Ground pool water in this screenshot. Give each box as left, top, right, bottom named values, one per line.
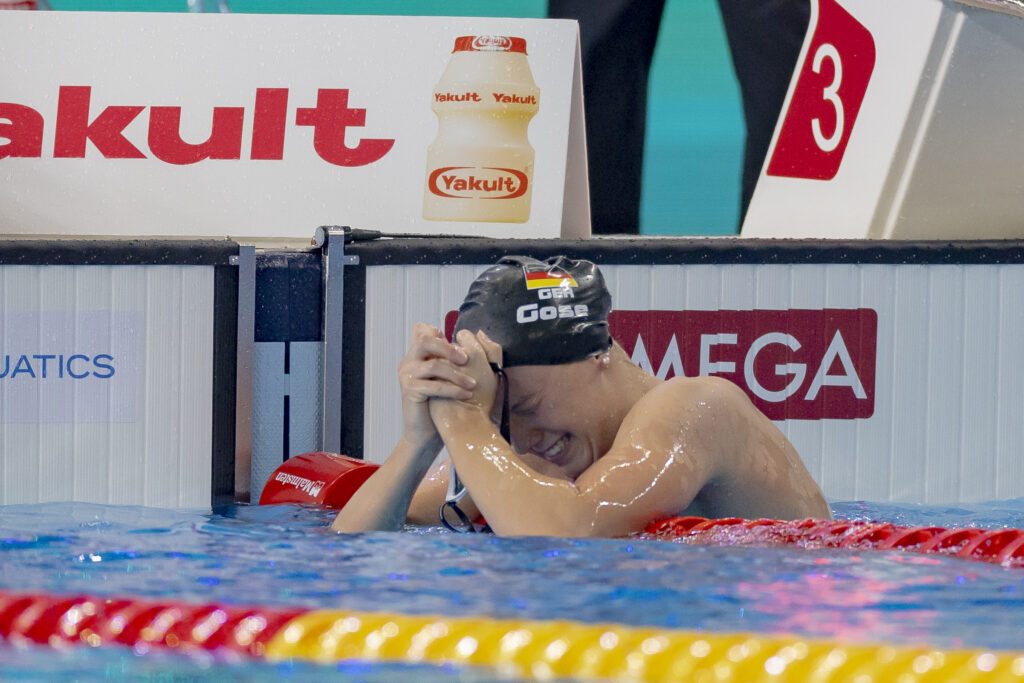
left=2, top=500, right=1024, bottom=681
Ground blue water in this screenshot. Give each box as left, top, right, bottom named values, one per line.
left=3, top=500, right=1024, bottom=681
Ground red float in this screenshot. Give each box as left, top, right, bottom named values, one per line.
left=643, top=516, right=1024, bottom=568
left=0, top=591, right=303, bottom=655
left=258, top=452, right=379, bottom=509
left=257, top=453, right=1024, bottom=570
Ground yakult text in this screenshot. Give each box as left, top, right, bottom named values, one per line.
left=0, top=86, right=395, bottom=166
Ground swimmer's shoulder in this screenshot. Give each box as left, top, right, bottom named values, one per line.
left=619, top=376, right=753, bottom=452
left=611, top=377, right=749, bottom=487
left=632, top=375, right=752, bottom=419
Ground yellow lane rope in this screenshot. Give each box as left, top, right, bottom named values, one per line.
left=266, top=610, right=1024, bottom=682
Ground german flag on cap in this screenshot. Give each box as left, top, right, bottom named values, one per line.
left=455, top=255, right=611, bottom=368
left=524, top=270, right=578, bottom=290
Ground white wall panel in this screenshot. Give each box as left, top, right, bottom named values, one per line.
left=38, top=267, right=75, bottom=502
left=996, top=266, right=1024, bottom=500
left=924, top=266, right=966, bottom=502
left=754, top=266, right=792, bottom=308
left=0, top=265, right=214, bottom=508
left=856, top=265, right=897, bottom=501
left=648, top=266, right=681, bottom=310
left=144, top=267, right=183, bottom=505
left=107, top=266, right=148, bottom=506
left=179, top=267, right=214, bottom=506
left=888, top=267, right=930, bottom=502
left=2, top=266, right=39, bottom=504
left=719, top=265, right=757, bottom=310
left=252, top=341, right=323, bottom=502
left=363, top=262, right=1024, bottom=504
left=72, top=267, right=113, bottom=503
left=959, top=267, right=1000, bottom=501
left=253, top=342, right=285, bottom=501
left=288, top=342, right=323, bottom=458
left=685, top=265, right=722, bottom=310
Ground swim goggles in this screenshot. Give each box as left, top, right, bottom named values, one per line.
left=439, top=362, right=508, bottom=534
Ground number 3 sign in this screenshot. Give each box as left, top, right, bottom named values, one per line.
left=767, top=0, right=876, bottom=180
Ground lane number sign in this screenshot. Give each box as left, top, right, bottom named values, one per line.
left=767, top=0, right=876, bottom=180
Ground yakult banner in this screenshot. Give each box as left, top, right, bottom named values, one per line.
left=743, top=0, right=1024, bottom=239
left=0, top=13, right=587, bottom=239
left=356, top=257, right=1024, bottom=505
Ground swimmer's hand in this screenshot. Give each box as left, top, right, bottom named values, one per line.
left=399, top=323, right=476, bottom=447
left=431, top=330, right=502, bottom=420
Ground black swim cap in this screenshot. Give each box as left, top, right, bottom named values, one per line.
left=454, top=255, right=612, bottom=368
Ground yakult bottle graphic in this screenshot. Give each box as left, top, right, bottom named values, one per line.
left=424, top=35, right=540, bottom=223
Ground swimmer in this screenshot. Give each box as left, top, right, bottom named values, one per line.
left=332, top=256, right=830, bottom=536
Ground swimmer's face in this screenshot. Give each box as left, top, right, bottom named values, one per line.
left=504, top=358, right=614, bottom=480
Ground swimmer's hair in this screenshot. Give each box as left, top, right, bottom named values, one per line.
left=454, top=255, right=612, bottom=368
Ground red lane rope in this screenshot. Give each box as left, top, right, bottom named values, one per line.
left=642, top=516, right=1024, bottom=567
left=0, top=592, right=305, bottom=656
left=4, top=523, right=1021, bottom=660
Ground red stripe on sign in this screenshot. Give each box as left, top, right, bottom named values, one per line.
left=442, top=307, right=876, bottom=420
left=608, top=309, right=877, bottom=420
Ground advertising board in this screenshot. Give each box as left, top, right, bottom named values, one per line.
left=0, top=13, right=587, bottom=239
left=0, top=264, right=218, bottom=507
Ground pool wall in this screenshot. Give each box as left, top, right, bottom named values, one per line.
left=0, top=239, right=242, bottom=507
left=331, top=237, right=1024, bottom=506
left=3, top=234, right=1023, bottom=508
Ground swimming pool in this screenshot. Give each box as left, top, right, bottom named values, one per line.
left=2, top=500, right=1024, bottom=681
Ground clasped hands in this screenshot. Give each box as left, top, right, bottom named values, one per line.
left=398, top=323, right=503, bottom=449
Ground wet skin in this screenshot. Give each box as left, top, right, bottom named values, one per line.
left=424, top=330, right=830, bottom=537
left=333, top=324, right=830, bottom=537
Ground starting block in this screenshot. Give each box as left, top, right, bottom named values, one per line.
left=743, top=0, right=1024, bottom=239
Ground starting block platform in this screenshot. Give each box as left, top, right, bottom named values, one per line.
left=744, top=0, right=1024, bottom=239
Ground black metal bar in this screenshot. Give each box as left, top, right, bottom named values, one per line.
left=345, top=236, right=1024, bottom=266
left=0, top=239, right=237, bottom=265
left=233, top=245, right=256, bottom=503
left=340, top=258, right=367, bottom=460
left=211, top=263, right=239, bottom=507
left=316, top=226, right=349, bottom=453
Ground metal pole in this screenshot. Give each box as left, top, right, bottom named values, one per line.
left=232, top=244, right=256, bottom=502
left=316, top=226, right=356, bottom=453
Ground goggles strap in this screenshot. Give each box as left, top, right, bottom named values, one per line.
left=492, top=362, right=511, bottom=444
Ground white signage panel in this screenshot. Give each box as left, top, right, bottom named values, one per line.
left=744, top=0, right=1024, bottom=239
left=0, top=265, right=214, bottom=508
left=1, top=310, right=141, bottom=423
left=0, top=13, right=587, bottom=239
left=743, top=0, right=944, bottom=238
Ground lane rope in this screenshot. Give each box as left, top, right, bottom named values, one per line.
left=2, top=590, right=1023, bottom=681
left=259, top=452, right=1024, bottom=569
left=642, top=516, right=1024, bottom=567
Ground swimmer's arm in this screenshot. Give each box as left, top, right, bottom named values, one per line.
left=431, top=382, right=719, bottom=537
left=333, top=321, right=477, bottom=532
left=331, top=436, right=443, bottom=533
